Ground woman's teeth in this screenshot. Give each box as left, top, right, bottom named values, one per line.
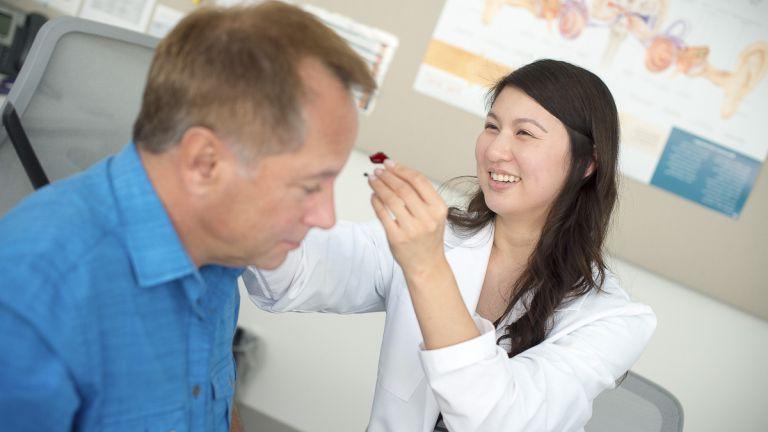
left=490, top=172, right=521, bottom=183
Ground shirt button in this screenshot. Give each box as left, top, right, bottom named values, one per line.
left=192, top=384, right=201, bottom=398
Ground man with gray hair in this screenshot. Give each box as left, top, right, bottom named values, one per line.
left=0, top=2, right=375, bottom=431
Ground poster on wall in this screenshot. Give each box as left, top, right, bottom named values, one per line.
left=79, top=0, right=157, bottom=32
left=414, top=0, right=768, bottom=218
left=216, top=1, right=399, bottom=114
left=301, top=4, right=399, bottom=114
left=147, top=4, right=185, bottom=39
left=40, top=0, right=82, bottom=15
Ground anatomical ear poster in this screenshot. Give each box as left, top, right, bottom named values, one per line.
left=414, top=0, right=768, bottom=218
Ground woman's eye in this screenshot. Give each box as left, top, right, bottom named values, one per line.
left=516, top=129, right=534, bottom=137
left=484, top=123, right=499, bottom=131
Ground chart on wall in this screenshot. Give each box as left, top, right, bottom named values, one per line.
left=79, top=0, right=157, bottom=32
left=216, top=0, right=399, bottom=115
left=414, top=0, right=768, bottom=218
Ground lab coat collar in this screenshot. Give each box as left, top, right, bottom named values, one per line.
left=443, top=222, right=495, bottom=313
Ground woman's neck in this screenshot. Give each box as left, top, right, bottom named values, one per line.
left=492, top=213, right=544, bottom=259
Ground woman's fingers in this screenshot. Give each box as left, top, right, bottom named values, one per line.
left=371, top=167, right=432, bottom=221
left=371, top=194, right=399, bottom=235
left=369, top=160, right=448, bottom=272
left=382, top=161, right=448, bottom=220
left=368, top=170, right=415, bottom=228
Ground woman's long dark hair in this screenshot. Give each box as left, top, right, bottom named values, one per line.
left=447, top=59, right=620, bottom=357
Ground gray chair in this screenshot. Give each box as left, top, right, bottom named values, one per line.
left=0, top=16, right=158, bottom=217
left=587, top=371, right=684, bottom=432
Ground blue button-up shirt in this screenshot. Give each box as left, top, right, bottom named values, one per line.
left=0, top=143, right=243, bottom=431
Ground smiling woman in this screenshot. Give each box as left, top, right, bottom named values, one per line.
left=450, top=59, right=620, bottom=358
left=244, top=59, right=655, bottom=432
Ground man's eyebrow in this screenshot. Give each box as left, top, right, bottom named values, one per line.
left=303, top=169, right=339, bottom=180
left=487, top=111, right=549, bottom=133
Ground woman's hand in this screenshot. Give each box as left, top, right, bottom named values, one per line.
left=367, top=160, right=449, bottom=278
left=368, top=159, right=481, bottom=349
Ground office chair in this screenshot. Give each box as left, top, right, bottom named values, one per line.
left=587, top=371, right=684, bottom=432
left=0, top=16, right=158, bottom=217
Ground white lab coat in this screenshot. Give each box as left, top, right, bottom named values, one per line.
left=243, top=220, right=656, bottom=432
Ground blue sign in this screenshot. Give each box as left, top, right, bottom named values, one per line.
left=650, top=127, right=762, bottom=218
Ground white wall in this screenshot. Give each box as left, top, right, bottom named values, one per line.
left=235, top=150, right=768, bottom=432
left=614, top=258, right=768, bottom=432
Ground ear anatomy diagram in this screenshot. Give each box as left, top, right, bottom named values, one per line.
left=482, top=0, right=768, bottom=118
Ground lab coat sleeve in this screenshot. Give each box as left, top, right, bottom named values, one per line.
left=243, top=220, right=396, bottom=313
left=418, top=301, right=657, bottom=431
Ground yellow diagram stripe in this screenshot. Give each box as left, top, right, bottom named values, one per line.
left=423, top=39, right=512, bottom=86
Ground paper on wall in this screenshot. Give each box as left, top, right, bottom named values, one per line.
left=39, top=0, right=82, bottom=15
left=147, top=4, right=185, bottom=39
left=78, top=0, right=156, bottom=32
left=301, top=4, right=398, bottom=114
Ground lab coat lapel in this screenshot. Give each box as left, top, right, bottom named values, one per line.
left=419, top=223, right=494, bottom=432
left=378, top=223, right=494, bottom=406
left=443, top=223, right=495, bottom=314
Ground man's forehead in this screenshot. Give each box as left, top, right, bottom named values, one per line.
left=267, top=149, right=343, bottom=178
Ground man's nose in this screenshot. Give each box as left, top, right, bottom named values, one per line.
left=302, top=189, right=336, bottom=230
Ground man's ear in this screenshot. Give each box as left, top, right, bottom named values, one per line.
left=177, top=127, right=231, bottom=195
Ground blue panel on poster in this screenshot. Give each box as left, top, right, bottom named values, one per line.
left=650, top=127, right=762, bottom=218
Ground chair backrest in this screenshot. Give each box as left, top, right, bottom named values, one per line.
left=587, top=371, right=684, bottom=432
left=0, top=17, right=158, bottom=216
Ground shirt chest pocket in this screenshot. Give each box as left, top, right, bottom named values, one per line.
left=146, top=409, right=188, bottom=432
left=211, top=356, right=236, bottom=430
left=102, top=407, right=188, bottom=432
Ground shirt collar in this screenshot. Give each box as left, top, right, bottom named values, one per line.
left=110, top=143, right=196, bottom=287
